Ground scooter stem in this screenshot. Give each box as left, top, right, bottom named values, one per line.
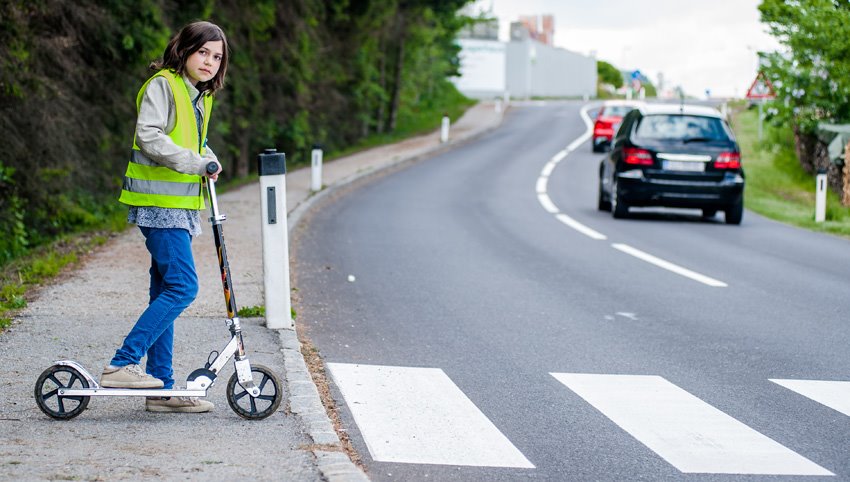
left=205, top=175, right=239, bottom=322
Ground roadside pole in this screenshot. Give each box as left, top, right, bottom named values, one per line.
left=815, top=169, right=827, bottom=222
left=257, top=148, right=293, bottom=329
left=311, top=144, right=323, bottom=192
left=440, top=114, right=450, bottom=143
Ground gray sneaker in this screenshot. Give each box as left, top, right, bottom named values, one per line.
left=146, top=396, right=214, bottom=413
left=100, top=364, right=164, bottom=389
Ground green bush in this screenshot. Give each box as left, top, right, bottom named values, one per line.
left=733, top=106, right=850, bottom=236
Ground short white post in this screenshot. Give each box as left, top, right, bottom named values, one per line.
left=503, top=91, right=510, bottom=107
left=626, top=88, right=633, bottom=100
left=495, top=99, right=502, bottom=114
left=720, top=102, right=728, bottom=119
left=440, top=114, right=450, bottom=143
left=310, top=144, right=323, bottom=192
left=638, top=87, right=646, bottom=100
left=583, top=93, right=590, bottom=102
left=815, top=169, right=827, bottom=222
left=257, top=148, right=293, bottom=329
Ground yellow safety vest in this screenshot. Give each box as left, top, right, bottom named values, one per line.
left=119, top=69, right=213, bottom=209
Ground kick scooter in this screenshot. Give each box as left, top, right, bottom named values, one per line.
left=34, top=163, right=283, bottom=420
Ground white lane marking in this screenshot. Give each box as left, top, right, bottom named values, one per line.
left=537, top=193, right=559, bottom=214
left=551, top=149, right=568, bottom=163
left=611, top=243, right=727, bottom=287
left=551, top=373, right=834, bottom=476
left=566, top=106, right=594, bottom=152
left=534, top=104, right=602, bottom=240
left=535, top=176, right=548, bottom=194
left=771, top=379, right=850, bottom=417
left=327, top=363, right=534, bottom=468
left=556, top=214, right=607, bottom=240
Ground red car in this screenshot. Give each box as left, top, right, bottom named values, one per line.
left=592, top=101, right=644, bottom=152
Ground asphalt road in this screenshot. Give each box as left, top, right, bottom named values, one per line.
left=292, top=100, right=850, bottom=481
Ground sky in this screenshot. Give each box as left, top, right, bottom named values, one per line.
left=469, top=0, right=782, bottom=98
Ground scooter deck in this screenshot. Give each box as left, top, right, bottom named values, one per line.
left=50, top=360, right=212, bottom=397
left=60, top=388, right=207, bottom=397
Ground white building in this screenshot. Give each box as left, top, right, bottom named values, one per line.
left=452, top=23, right=597, bottom=99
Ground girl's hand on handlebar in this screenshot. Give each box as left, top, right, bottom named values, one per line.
left=205, top=161, right=222, bottom=181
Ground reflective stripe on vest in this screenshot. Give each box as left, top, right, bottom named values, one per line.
left=118, top=69, right=213, bottom=209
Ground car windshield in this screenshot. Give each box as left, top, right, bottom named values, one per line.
left=601, top=105, right=634, bottom=117
left=633, top=114, right=732, bottom=142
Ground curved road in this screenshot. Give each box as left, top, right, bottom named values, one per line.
left=292, top=101, right=850, bottom=481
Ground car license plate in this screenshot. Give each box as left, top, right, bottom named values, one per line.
left=663, top=160, right=704, bottom=172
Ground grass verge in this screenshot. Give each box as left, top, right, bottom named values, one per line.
left=731, top=105, right=850, bottom=237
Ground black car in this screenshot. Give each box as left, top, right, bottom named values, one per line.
left=597, top=103, right=745, bottom=224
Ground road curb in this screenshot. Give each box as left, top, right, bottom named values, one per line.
left=279, top=103, right=507, bottom=481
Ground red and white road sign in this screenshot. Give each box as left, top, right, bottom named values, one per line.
left=746, top=71, right=776, bottom=100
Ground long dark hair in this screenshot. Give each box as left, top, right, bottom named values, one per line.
left=151, top=21, right=229, bottom=95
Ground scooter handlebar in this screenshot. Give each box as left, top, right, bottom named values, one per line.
left=206, top=161, right=219, bottom=175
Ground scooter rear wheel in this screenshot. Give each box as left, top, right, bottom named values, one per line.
left=34, top=365, right=90, bottom=420
left=226, top=364, right=283, bottom=420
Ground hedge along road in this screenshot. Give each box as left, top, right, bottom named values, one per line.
left=293, top=99, right=850, bottom=480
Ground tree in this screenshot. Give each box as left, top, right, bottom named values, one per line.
left=758, top=0, right=850, bottom=134
left=0, top=0, right=475, bottom=264
left=384, top=0, right=470, bottom=131
left=597, top=60, right=623, bottom=89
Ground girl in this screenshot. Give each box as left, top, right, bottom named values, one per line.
left=101, top=21, right=228, bottom=413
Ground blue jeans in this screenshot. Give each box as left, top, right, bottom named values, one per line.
left=110, top=227, right=198, bottom=389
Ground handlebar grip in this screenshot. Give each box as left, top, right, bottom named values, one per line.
left=205, top=161, right=219, bottom=175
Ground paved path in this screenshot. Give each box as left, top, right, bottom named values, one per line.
left=0, top=102, right=504, bottom=481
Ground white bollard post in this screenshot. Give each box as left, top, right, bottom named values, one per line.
left=310, top=144, right=323, bottom=192
left=495, top=99, right=502, bottom=114
left=440, top=114, right=450, bottom=143
left=815, top=169, right=827, bottom=222
left=720, top=102, right=728, bottom=119
left=257, top=148, right=293, bottom=329
left=639, top=87, right=646, bottom=100
left=503, top=91, right=510, bottom=107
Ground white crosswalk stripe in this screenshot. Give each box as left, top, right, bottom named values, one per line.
left=771, top=379, right=850, bottom=417
left=551, top=373, right=833, bottom=476
left=327, top=364, right=840, bottom=475
left=326, top=363, right=534, bottom=468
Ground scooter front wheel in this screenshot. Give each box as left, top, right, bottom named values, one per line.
left=226, top=364, right=283, bottom=420
left=34, top=365, right=90, bottom=420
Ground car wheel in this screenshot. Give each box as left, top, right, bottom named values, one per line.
left=598, top=173, right=611, bottom=211
left=725, top=199, right=743, bottom=225
left=611, top=180, right=629, bottom=219
left=702, top=209, right=717, bottom=219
